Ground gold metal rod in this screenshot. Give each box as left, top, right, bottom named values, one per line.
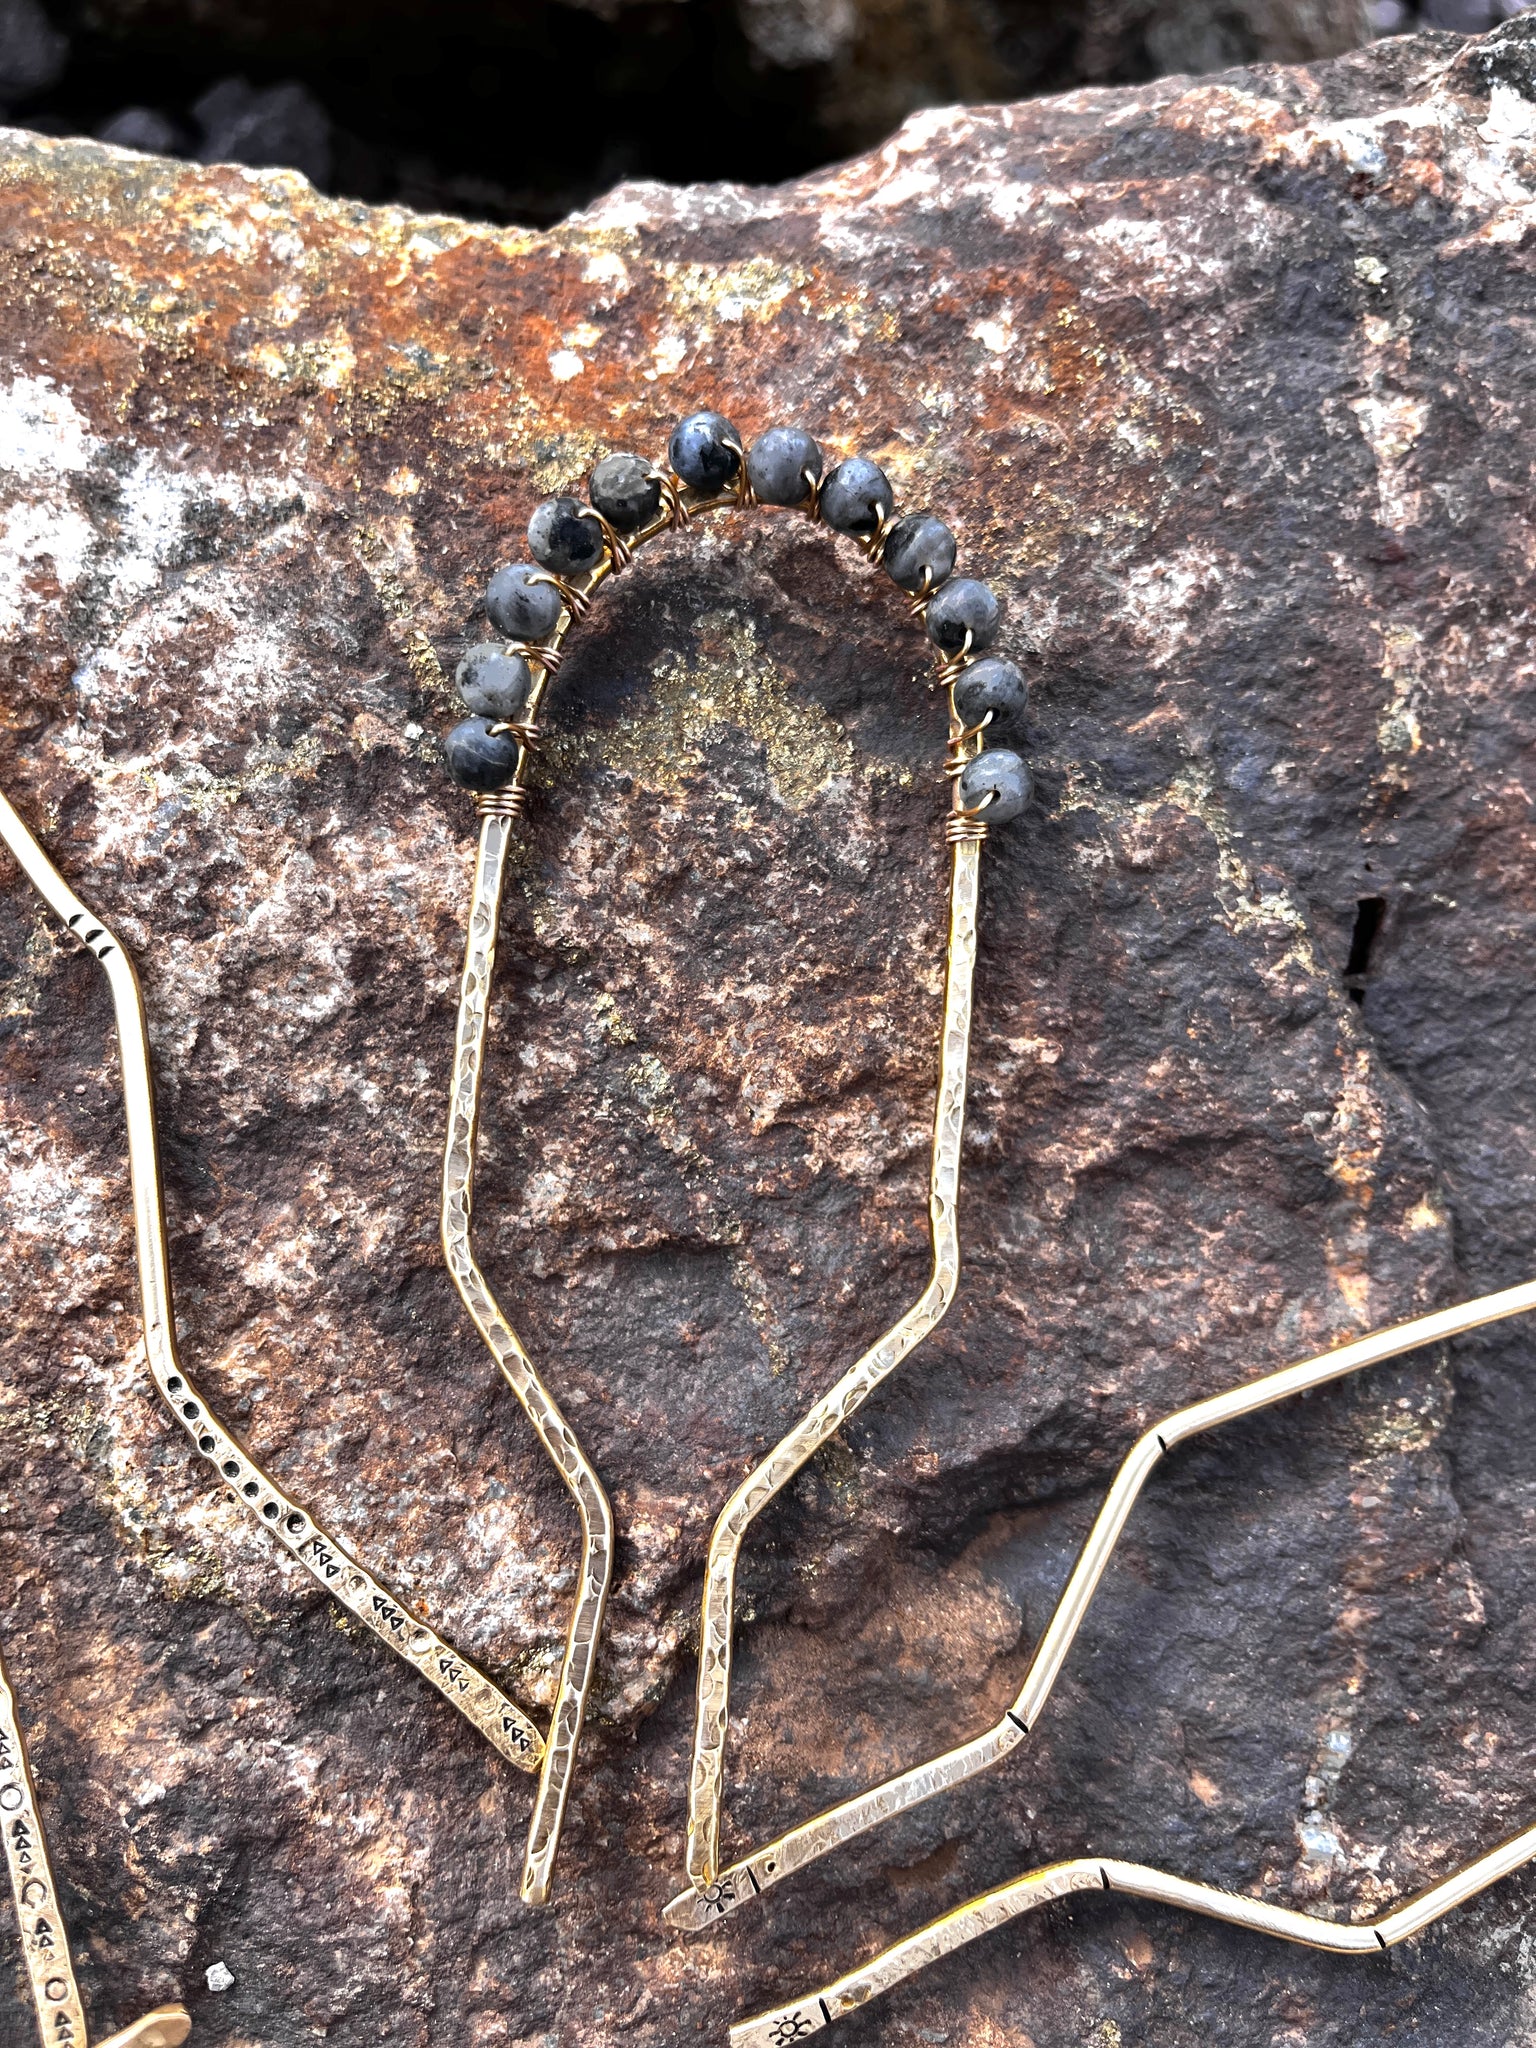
left=729, top=1822, right=1536, bottom=2047
left=441, top=810, right=615, bottom=1907
left=667, top=1275, right=1536, bottom=1927
left=0, top=1641, right=192, bottom=2048
left=0, top=787, right=545, bottom=1775
left=686, top=835, right=982, bottom=1892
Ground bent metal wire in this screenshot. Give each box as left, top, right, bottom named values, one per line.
left=665, top=1277, right=1536, bottom=1933
left=0, top=788, right=547, bottom=1778
left=733, top=1831, right=1536, bottom=2048
left=438, top=410, right=1033, bottom=1915
left=0, top=1633, right=191, bottom=2048
left=719, top=1279, right=1536, bottom=2042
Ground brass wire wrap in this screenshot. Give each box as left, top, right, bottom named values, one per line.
left=648, top=468, right=692, bottom=529
left=945, top=806, right=992, bottom=845
left=475, top=785, right=530, bottom=820
left=723, top=441, right=757, bottom=510
left=934, top=635, right=976, bottom=691
left=508, top=639, right=562, bottom=673
left=487, top=719, right=542, bottom=754
left=857, top=507, right=897, bottom=569
left=527, top=569, right=592, bottom=621
left=577, top=505, right=634, bottom=572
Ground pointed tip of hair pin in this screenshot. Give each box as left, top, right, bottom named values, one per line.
left=95, top=2007, right=193, bottom=2048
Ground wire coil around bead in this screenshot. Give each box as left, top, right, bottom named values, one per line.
left=858, top=506, right=897, bottom=570
left=578, top=505, right=635, bottom=573
left=934, top=634, right=976, bottom=692
left=508, top=640, right=563, bottom=673
left=648, top=468, right=692, bottom=531
left=488, top=719, right=542, bottom=754
left=528, top=569, right=592, bottom=622
left=722, top=441, right=757, bottom=511
left=945, top=806, right=992, bottom=844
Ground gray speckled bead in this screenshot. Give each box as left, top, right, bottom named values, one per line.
left=953, top=655, right=1029, bottom=730
left=819, top=456, right=894, bottom=536
left=456, top=645, right=533, bottom=722
left=444, top=717, right=520, bottom=792
left=883, top=511, right=956, bottom=595
left=528, top=496, right=604, bottom=576
left=486, top=562, right=562, bottom=642
left=591, top=451, right=661, bottom=532
left=926, top=577, right=1000, bottom=655
left=746, top=425, right=822, bottom=507
left=668, top=410, right=742, bottom=493
left=957, top=748, right=1031, bottom=826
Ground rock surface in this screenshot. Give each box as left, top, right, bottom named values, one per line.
left=1, top=20, right=1536, bottom=2045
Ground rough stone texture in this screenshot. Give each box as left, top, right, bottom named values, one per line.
left=0, top=20, right=1535, bottom=2045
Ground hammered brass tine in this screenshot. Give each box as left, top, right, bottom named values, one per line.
left=667, top=1276, right=1536, bottom=1928
left=0, top=788, right=546, bottom=1777
left=0, top=1630, right=191, bottom=2048
left=731, top=1823, right=1536, bottom=2047
left=687, top=836, right=978, bottom=1893
left=442, top=804, right=616, bottom=1907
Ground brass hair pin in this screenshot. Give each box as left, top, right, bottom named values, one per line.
left=440, top=408, right=1032, bottom=1910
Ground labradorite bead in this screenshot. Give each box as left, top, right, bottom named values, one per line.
left=485, top=562, right=562, bottom=642
left=926, top=577, right=1000, bottom=655
left=747, top=425, right=822, bottom=507
left=456, top=645, right=533, bottom=722
left=957, top=748, right=1031, bottom=825
left=883, top=511, right=956, bottom=595
left=444, top=717, right=520, bottom=792
left=819, top=456, right=894, bottom=536
left=591, top=451, right=661, bottom=532
left=528, top=496, right=604, bottom=576
left=668, top=410, right=742, bottom=493
left=953, top=655, right=1029, bottom=729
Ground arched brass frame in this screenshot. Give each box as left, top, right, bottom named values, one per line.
left=445, top=462, right=992, bottom=1909
left=0, top=1614, right=191, bottom=2045
left=720, top=1279, right=1536, bottom=2044
left=0, top=789, right=547, bottom=1778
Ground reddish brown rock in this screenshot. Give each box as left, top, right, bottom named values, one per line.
left=1, top=18, right=1535, bottom=2045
